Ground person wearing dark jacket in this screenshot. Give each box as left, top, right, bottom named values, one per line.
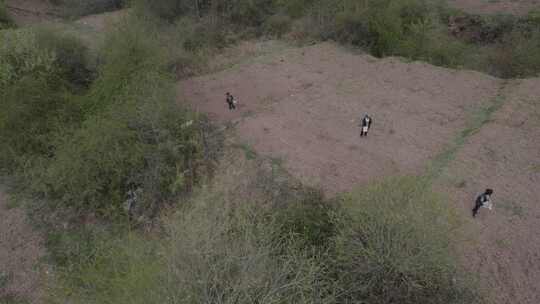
left=226, top=92, right=236, bottom=110
left=360, top=114, right=372, bottom=137
left=473, top=188, right=494, bottom=217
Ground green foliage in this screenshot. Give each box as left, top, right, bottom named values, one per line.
left=263, top=13, right=293, bottom=38
left=488, top=29, right=540, bottom=78
left=0, top=0, right=13, bottom=29
left=47, top=228, right=166, bottom=304
left=32, top=18, right=206, bottom=217
left=332, top=176, right=477, bottom=304
left=48, top=158, right=333, bottom=303
left=0, top=29, right=85, bottom=171
left=54, top=0, right=124, bottom=18
left=275, top=188, right=336, bottom=249
left=0, top=29, right=56, bottom=88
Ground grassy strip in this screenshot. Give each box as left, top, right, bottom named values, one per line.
left=427, top=81, right=508, bottom=179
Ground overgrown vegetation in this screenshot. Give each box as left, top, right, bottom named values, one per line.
left=0, top=0, right=13, bottom=29
left=48, top=151, right=478, bottom=303
left=4, top=1, right=533, bottom=303
left=131, top=0, right=540, bottom=78
left=0, top=15, right=212, bottom=219
left=51, top=0, right=125, bottom=18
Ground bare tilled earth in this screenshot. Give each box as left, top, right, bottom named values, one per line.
left=438, top=79, right=540, bottom=304
left=179, top=42, right=501, bottom=193
left=0, top=189, right=44, bottom=303
left=179, top=41, right=540, bottom=303
left=448, top=0, right=540, bottom=15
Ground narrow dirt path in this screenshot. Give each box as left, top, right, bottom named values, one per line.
left=0, top=189, right=44, bottom=304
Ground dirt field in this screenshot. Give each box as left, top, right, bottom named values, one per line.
left=438, top=78, right=540, bottom=304
left=178, top=41, right=540, bottom=303
left=448, top=0, right=540, bottom=15
left=179, top=42, right=501, bottom=193
left=0, top=189, right=44, bottom=303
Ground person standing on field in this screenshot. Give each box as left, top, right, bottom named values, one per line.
left=226, top=92, right=236, bottom=110
left=360, top=114, right=372, bottom=137
left=472, top=188, right=494, bottom=218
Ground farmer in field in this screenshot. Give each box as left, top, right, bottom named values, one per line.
left=226, top=92, right=237, bottom=110
left=360, top=114, right=372, bottom=137
left=472, top=188, right=494, bottom=218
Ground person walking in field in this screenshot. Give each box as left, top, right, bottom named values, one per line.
left=226, top=92, right=237, bottom=110
left=360, top=114, right=372, bottom=137
left=472, top=188, right=494, bottom=218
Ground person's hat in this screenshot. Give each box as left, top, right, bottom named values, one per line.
left=485, top=189, right=494, bottom=195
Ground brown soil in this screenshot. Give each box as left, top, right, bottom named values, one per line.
left=448, top=0, right=540, bottom=15
left=5, top=0, right=60, bottom=25
left=179, top=42, right=501, bottom=194
left=178, top=41, right=540, bottom=303
left=438, top=78, right=540, bottom=304
left=0, top=189, right=44, bottom=303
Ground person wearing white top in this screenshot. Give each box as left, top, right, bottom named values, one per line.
left=360, top=114, right=372, bottom=137
left=472, top=188, right=494, bottom=217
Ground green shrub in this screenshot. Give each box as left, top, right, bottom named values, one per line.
left=48, top=156, right=333, bottom=303
left=488, top=29, right=540, bottom=78
left=332, top=176, right=477, bottom=304
left=0, top=29, right=86, bottom=172
left=275, top=188, right=336, bottom=249
left=263, top=13, right=292, bottom=38
left=55, top=0, right=124, bottom=18
left=31, top=18, right=206, bottom=217
left=47, top=229, right=166, bottom=304
left=0, top=0, right=13, bottom=29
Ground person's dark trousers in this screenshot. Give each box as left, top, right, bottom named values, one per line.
left=472, top=201, right=482, bottom=217
left=228, top=102, right=233, bottom=110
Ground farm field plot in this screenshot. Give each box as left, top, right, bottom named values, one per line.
left=179, top=41, right=540, bottom=304
left=179, top=42, right=501, bottom=193
left=438, top=78, right=540, bottom=304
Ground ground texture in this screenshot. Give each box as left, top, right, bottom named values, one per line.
left=0, top=189, right=44, bottom=303
left=179, top=42, right=501, bottom=193
left=179, top=41, right=540, bottom=304
left=438, top=79, right=540, bottom=304
left=448, top=0, right=540, bottom=15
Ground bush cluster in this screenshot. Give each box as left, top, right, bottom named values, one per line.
left=0, top=17, right=210, bottom=218
left=49, top=151, right=479, bottom=304
left=0, top=0, right=13, bottom=29
left=132, top=0, right=540, bottom=78
left=52, top=0, right=125, bottom=17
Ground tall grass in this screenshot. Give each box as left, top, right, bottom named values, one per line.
left=48, top=151, right=478, bottom=303
left=0, top=0, right=13, bottom=29
left=332, top=176, right=476, bottom=304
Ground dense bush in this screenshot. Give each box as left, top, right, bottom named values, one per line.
left=487, top=29, right=540, bottom=78
left=54, top=0, right=124, bottom=17
left=0, top=29, right=86, bottom=172
left=30, top=18, right=208, bottom=217
left=48, top=154, right=478, bottom=304
left=332, top=176, right=477, bottom=304
left=0, top=0, right=13, bottom=29
left=1, top=17, right=210, bottom=218
left=49, top=154, right=335, bottom=304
